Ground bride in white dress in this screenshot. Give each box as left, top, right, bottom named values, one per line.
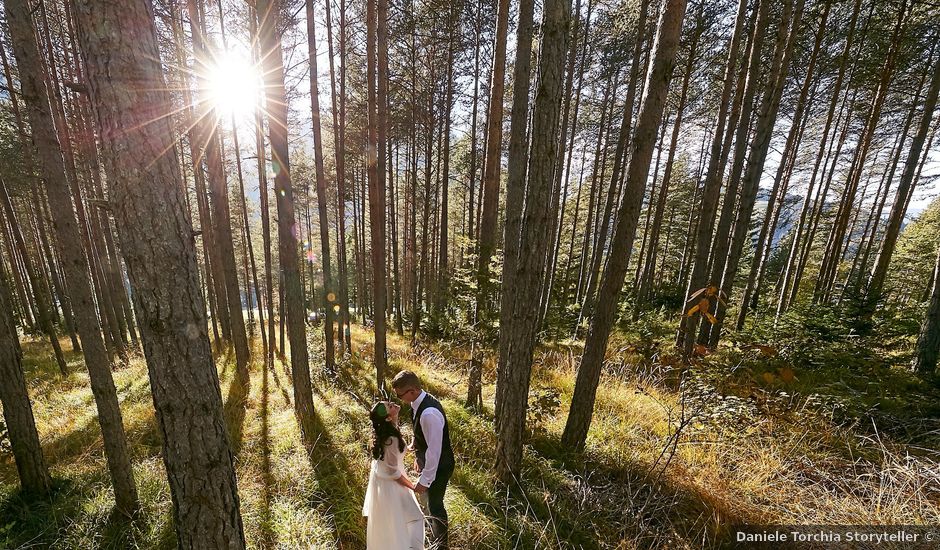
left=362, top=401, right=425, bottom=549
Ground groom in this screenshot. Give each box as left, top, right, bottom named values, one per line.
left=392, top=370, right=455, bottom=549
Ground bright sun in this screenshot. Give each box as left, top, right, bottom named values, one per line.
left=206, top=51, right=261, bottom=121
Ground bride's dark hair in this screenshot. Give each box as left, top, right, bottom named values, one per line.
left=370, top=402, right=404, bottom=460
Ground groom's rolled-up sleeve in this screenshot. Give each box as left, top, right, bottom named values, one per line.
left=418, top=409, right=445, bottom=487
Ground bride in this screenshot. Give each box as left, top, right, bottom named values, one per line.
left=362, top=401, right=425, bottom=549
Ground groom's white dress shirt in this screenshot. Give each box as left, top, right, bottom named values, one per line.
left=412, top=390, right=445, bottom=488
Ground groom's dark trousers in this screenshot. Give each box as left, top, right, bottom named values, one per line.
left=413, top=393, right=456, bottom=550
left=427, top=463, right=453, bottom=549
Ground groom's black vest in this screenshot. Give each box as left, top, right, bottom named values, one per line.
left=412, top=393, right=455, bottom=477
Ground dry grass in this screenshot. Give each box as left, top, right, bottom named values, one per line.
left=1, top=324, right=938, bottom=549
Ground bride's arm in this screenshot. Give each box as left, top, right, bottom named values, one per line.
left=394, top=473, right=415, bottom=490
left=379, top=439, right=415, bottom=489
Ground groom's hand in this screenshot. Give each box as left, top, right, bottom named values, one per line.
left=413, top=483, right=428, bottom=494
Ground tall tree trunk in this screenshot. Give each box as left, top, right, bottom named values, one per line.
left=575, top=72, right=617, bottom=307
left=1, top=205, right=35, bottom=328
left=492, top=0, right=535, bottom=422
left=325, top=0, right=351, bottom=353
left=635, top=5, right=702, bottom=318
left=863, top=50, right=940, bottom=318
left=0, top=262, right=51, bottom=496
left=675, top=0, right=748, bottom=356
left=913, top=244, right=940, bottom=374
left=435, top=6, right=457, bottom=318
left=234, top=120, right=267, bottom=356
left=466, top=0, right=484, bottom=257
left=814, top=0, right=907, bottom=304
left=695, top=0, right=772, bottom=346
left=577, top=0, right=650, bottom=327
left=255, top=0, right=315, bottom=440
left=562, top=0, right=687, bottom=451
left=495, top=0, right=574, bottom=481
left=248, top=5, right=278, bottom=363
left=306, top=0, right=336, bottom=372
left=706, top=0, right=801, bottom=348
left=0, top=180, right=67, bottom=374
left=187, top=0, right=250, bottom=376
left=541, top=0, right=590, bottom=326
left=366, top=0, right=389, bottom=385
left=736, top=0, right=829, bottom=328
left=476, top=0, right=511, bottom=317
left=774, top=0, right=863, bottom=316
left=6, top=0, right=140, bottom=513
left=71, top=0, right=245, bottom=544
left=175, top=1, right=228, bottom=348
left=389, top=142, right=404, bottom=335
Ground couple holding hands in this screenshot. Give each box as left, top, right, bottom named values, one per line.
left=362, top=370, right=455, bottom=549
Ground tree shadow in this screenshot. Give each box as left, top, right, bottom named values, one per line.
left=222, top=369, right=250, bottom=457
left=257, top=359, right=276, bottom=548
left=407, top=369, right=738, bottom=547
left=40, top=375, right=155, bottom=467
left=0, top=478, right=84, bottom=548
left=304, top=411, right=367, bottom=548
left=267, top=357, right=292, bottom=408
left=529, top=433, right=743, bottom=547
left=0, top=474, right=172, bottom=550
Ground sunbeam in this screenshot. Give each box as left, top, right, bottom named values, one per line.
left=205, top=50, right=261, bottom=123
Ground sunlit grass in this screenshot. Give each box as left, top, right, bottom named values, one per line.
left=2, top=321, right=939, bottom=548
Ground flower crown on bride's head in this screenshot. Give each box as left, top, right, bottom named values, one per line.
left=371, top=402, right=388, bottom=420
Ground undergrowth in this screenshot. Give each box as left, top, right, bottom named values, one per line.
left=1, top=317, right=938, bottom=549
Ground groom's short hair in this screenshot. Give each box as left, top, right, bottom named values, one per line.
left=391, top=370, right=421, bottom=390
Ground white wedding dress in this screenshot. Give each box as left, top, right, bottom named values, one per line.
left=362, top=438, right=425, bottom=549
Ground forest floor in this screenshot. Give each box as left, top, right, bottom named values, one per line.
left=2, top=321, right=940, bottom=549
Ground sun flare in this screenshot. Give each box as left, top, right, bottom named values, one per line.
left=205, top=51, right=261, bottom=121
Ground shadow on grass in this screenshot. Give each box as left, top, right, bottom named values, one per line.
left=40, top=375, right=155, bottom=468
left=268, top=357, right=292, bottom=408
left=410, top=364, right=738, bottom=548
left=529, top=433, right=742, bottom=548
left=304, top=412, right=367, bottom=548
left=257, top=360, right=276, bottom=548
left=223, top=369, right=250, bottom=457
left=0, top=475, right=174, bottom=550
left=0, top=480, right=78, bottom=548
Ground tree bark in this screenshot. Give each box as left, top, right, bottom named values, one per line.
left=635, top=5, right=702, bottom=318
left=0, top=179, right=67, bottom=375
left=695, top=0, right=773, bottom=346
left=187, top=0, right=249, bottom=375
left=562, top=0, right=687, bottom=451
left=256, top=0, right=315, bottom=440
left=0, top=263, right=51, bottom=496
left=306, top=0, right=336, bottom=372
left=913, top=245, right=940, bottom=374
left=675, top=0, right=748, bottom=356
left=577, top=0, right=650, bottom=328
left=434, top=5, right=457, bottom=318
left=70, top=0, right=246, bottom=544
left=737, top=0, right=829, bottom=328
left=496, top=0, right=574, bottom=480
left=863, top=50, right=940, bottom=317
left=706, top=0, right=801, bottom=348
left=476, top=0, right=511, bottom=316
left=493, top=0, right=535, bottom=423
left=814, top=0, right=907, bottom=304
left=5, top=0, right=140, bottom=513
left=366, top=0, right=389, bottom=384
left=324, top=0, right=351, bottom=353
